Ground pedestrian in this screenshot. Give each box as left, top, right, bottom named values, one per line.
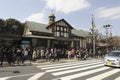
left=32, top=48, right=37, bottom=62
left=71, top=48, right=76, bottom=58
left=56, top=48, right=60, bottom=61
left=0, top=47, right=4, bottom=66
left=76, top=49, right=81, bottom=60
left=16, top=48, right=22, bottom=65
left=45, top=48, right=51, bottom=62
left=7, top=47, right=14, bottom=66
left=40, top=48, right=45, bottom=59
left=67, top=49, right=71, bottom=59
left=52, top=48, right=57, bottom=62
left=22, top=48, right=28, bottom=64
left=28, top=48, right=32, bottom=64
left=1, top=47, right=7, bottom=66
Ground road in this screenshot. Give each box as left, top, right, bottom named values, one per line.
left=0, top=59, right=120, bottom=80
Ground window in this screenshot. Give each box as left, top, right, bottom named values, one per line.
left=64, top=28, right=67, bottom=32
left=61, top=27, right=63, bottom=31
left=54, top=32, right=57, bottom=36
left=108, top=52, right=120, bottom=56
left=54, top=26, right=56, bottom=31
left=64, top=33, right=69, bottom=38
left=61, top=32, right=64, bottom=36
left=56, top=32, right=60, bottom=37
left=57, top=26, right=59, bottom=31
left=67, top=28, right=69, bottom=32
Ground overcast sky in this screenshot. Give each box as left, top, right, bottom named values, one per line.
left=0, top=0, right=120, bottom=36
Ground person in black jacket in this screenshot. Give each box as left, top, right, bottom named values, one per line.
left=0, top=47, right=4, bottom=66
left=7, top=47, right=14, bottom=66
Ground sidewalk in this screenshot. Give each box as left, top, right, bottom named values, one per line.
left=32, top=58, right=78, bottom=65
left=0, top=58, right=78, bottom=67
left=32, top=57, right=103, bottom=65
left=0, top=57, right=103, bottom=67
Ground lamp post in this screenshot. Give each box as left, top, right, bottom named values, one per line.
left=103, top=24, right=111, bottom=53
left=91, top=26, right=96, bottom=57
left=90, top=14, right=96, bottom=57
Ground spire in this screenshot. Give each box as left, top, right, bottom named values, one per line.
left=48, top=10, right=56, bottom=25
left=91, top=14, right=96, bottom=29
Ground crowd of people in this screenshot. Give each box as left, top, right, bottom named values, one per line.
left=0, top=46, right=106, bottom=67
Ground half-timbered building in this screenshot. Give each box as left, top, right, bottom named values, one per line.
left=22, top=13, right=91, bottom=49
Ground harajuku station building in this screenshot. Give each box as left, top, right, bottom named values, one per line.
left=22, top=13, right=92, bottom=49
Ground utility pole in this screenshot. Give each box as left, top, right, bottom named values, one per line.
left=103, top=24, right=111, bottom=53
left=90, top=14, right=96, bottom=57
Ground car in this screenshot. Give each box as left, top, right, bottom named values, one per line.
left=104, top=50, right=120, bottom=67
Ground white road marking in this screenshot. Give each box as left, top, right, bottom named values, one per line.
left=0, top=72, right=43, bottom=80
left=115, top=76, right=120, bottom=80
left=52, top=64, right=104, bottom=76
left=38, top=60, right=102, bottom=70
left=37, top=61, right=80, bottom=68
left=28, top=72, right=46, bottom=80
left=0, top=77, right=10, bottom=80
left=52, top=67, right=110, bottom=80
left=86, top=69, right=120, bottom=80
left=46, top=62, right=102, bottom=72
left=37, top=59, right=102, bottom=68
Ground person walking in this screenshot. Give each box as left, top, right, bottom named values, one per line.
left=67, top=49, right=71, bottom=59
left=28, top=48, right=32, bottom=64
left=52, top=48, right=57, bottom=62
left=22, top=48, right=28, bottom=64
left=40, top=48, right=45, bottom=59
left=0, top=47, right=4, bottom=66
left=16, top=48, right=22, bottom=65
left=45, top=48, right=51, bottom=62
left=32, top=48, right=37, bottom=62
left=7, top=47, right=14, bottom=66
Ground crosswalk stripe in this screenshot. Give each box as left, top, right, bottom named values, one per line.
left=52, top=64, right=104, bottom=76
left=0, top=77, right=10, bottom=80
left=86, top=69, right=120, bottom=80
left=0, top=73, right=37, bottom=80
left=37, top=59, right=102, bottom=68
left=52, top=67, right=110, bottom=80
left=27, top=72, right=45, bottom=80
left=46, top=62, right=103, bottom=72
left=37, top=61, right=81, bottom=68
left=115, top=76, right=120, bottom=80
left=0, top=72, right=46, bottom=80
left=38, top=60, right=103, bottom=70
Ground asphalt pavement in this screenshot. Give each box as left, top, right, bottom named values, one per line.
left=0, top=57, right=104, bottom=67
left=1, top=58, right=118, bottom=80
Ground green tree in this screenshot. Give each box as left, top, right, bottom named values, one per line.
left=0, top=19, right=5, bottom=32
left=5, top=18, right=24, bottom=35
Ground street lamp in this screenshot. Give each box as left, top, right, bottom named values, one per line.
left=90, top=26, right=96, bottom=57
left=90, top=14, right=96, bottom=57
left=103, top=24, right=111, bottom=53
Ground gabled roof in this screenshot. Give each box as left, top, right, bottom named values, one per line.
left=25, top=21, right=91, bottom=38
left=25, top=21, right=51, bottom=33
left=47, top=19, right=74, bottom=29
left=72, top=29, right=91, bottom=37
